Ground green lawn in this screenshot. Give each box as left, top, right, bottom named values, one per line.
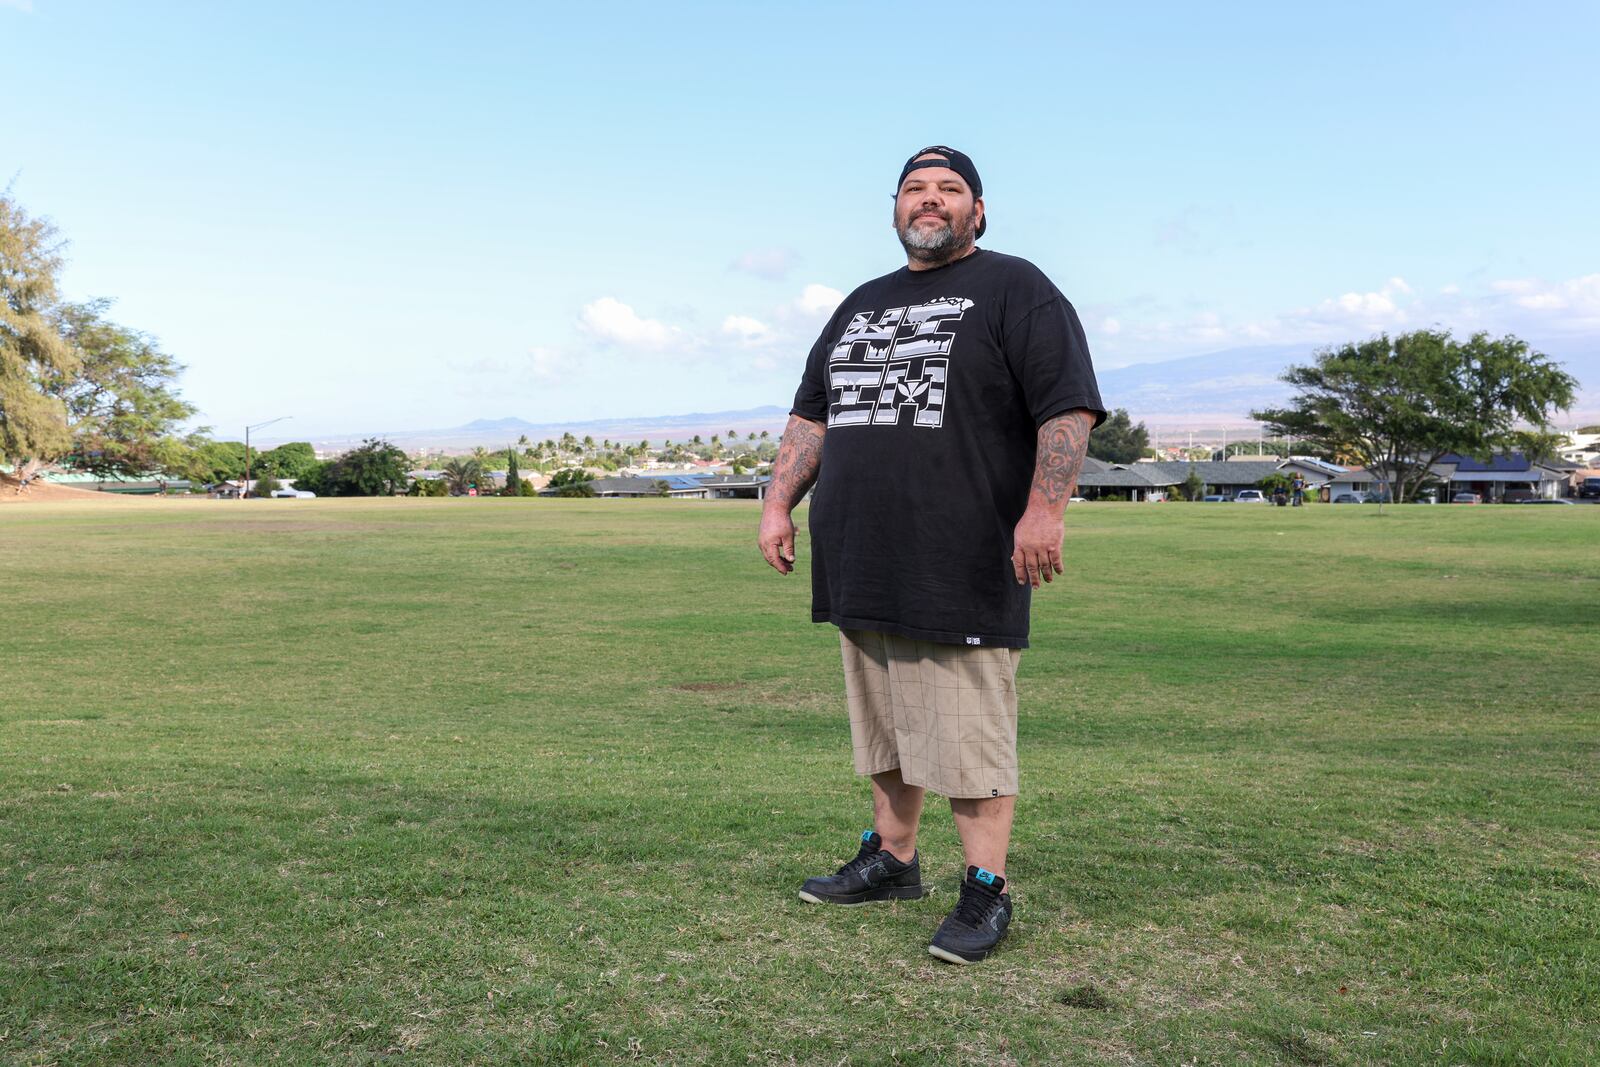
left=2, top=498, right=1596, bottom=1065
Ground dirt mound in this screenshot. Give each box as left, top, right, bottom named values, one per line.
left=0, top=474, right=146, bottom=504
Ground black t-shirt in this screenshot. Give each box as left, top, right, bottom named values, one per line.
left=790, top=249, right=1105, bottom=649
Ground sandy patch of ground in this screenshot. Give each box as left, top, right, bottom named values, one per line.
left=0, top=474, right=154, bottom=505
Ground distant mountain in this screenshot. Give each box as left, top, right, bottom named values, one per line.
left=285, top=340, right=1600, bottom=451
left=1097, top=344, right=1311, bottom=420
left=1101, top=339, right=1599, bottom=426
left=302, top=405, right=793, bottom=451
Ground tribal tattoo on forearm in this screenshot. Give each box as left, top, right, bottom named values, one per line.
left=767, top=415, right=826, bottom=511
left=1029, top=410, right=1093, bottom=509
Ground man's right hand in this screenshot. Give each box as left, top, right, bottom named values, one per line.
left=758, top=509, right=797, bottom=575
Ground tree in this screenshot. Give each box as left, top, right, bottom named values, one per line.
left=0, top=193, right=77, bottom=467
left=548, top=467, right=594, bottom=497
left=505, top=446, right=522, bottom=495
left=1087, top=408, right=1149, bottom=464
left=1182, top=465, right=1205, bottom=501
left=336, top=439, right=409, bottom=496
left=653, top=480, right=671, bottom=497
left=258, top=441, right=317, bottom=480
left=45, top=300, right=196, bottom=476
left=298, top=439, right=409, bottom=497
left=441, top=457, right=482, bottom=495
left=254, top=473, right=282, bottom=497
left=1254, top=330, right=1578, bottom=503
left=408, top=476, right=449, bottom=497
left=176, top=437, right=248, bottom=484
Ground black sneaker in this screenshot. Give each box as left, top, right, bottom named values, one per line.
left=798, top=830, right=928, bottom=906
left=928, top=866, right=1012, bottom=964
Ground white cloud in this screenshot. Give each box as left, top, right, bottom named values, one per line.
left=578, top=297, right=675, bottom=347
left=1100, top=317, right=1122, bottom=335
left=0, top=0, right=35, bottom=12
left=731, top=248, right=797, bottom=280
left=1098, top=272, right=1600, bottom=365
left=721, top=314, right=772, bottom=344
left=1503, top=274, right=1600, bottom=315
left=795, top=283, right=843, bottom=316
left=528, top=345, right=564, bottom=380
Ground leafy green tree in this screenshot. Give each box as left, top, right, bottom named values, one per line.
left=258, top=441, right=318, bottom=480
left=1087, top=408, right=1149, bottom=464
left=0, top=192, right=77, bottom=467
left=293, top=459, right=334, bottom=496
left=43, top=300, right=196, bottom=476
left=1182, top=466, right=1205, bottom=501
left=178, top=438, right=248, bottom=484
left=254, top=474, right=282, bottom=497
left=653, top=480, right=671, bottom=497
left=409, top=476, right=449, bottom=497
left=517, top=478, right=539, bottom=497
left=548, top=467, right=594, bottom=497
left=298, top=439, right=408, bottom=496
left=441, top=458, right=482, bottom=495
left=1254, top=330, right=1578, bottom=503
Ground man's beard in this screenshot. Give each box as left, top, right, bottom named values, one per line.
left=897, top=209, right=977, bottom=264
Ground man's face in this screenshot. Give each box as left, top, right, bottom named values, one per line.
left=893, top=156, right=983, bottom=257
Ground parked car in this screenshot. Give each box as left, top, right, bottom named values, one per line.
left=1502, top=489, right=1539, bottom=504
left=1451, top=492, right=1482, bottom=504
left=1332, top=492, right=1364, bottom=504
left=271, top=488, right=317, bottom=499
left=1201, top=494, right=1230, bottom=502
left=1578, top=477, right=1600, bottom=499
left=1234, top=490, right=1267, bottom=503
left=1521, top=498, right=1575, bottom=505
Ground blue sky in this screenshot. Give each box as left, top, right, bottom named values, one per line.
left=6, top=1, right=1598, bottom=438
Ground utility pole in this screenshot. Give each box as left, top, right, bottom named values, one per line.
left=244, top=416, right=292, bottom=498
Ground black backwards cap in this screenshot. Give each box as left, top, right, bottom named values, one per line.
left=896, top=145, right=985, bottom=238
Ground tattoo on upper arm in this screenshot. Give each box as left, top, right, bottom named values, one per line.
left=1031, top=411, right=1092, bottom=506
left=770, top=416, right=825, bottom=507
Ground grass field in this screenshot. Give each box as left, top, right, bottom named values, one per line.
left=3, top=498, right=1597, bottom=1066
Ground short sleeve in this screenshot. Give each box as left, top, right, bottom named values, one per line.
left=789, top=324, right=833, bottom=424
left=1003, top=296, right=1107, bottom=429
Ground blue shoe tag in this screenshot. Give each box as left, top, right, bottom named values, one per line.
left=974, top=868, right=997, bottom=886
left=861, top=829, right=875, bottom=843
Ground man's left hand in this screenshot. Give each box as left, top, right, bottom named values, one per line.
left=1011, top=506, right=1064, bottom=588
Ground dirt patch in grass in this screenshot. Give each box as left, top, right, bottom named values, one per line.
left=672, top=682, right=745, bottom=693
left=1058, top=982, right=1118, bottom=1011
left=1275, top=1031, right=1332, bottom=1065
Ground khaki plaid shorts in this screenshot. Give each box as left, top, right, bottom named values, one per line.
left=839, top=628, right=1022, bottom=799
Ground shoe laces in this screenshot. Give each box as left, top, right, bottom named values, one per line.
left=952, top=879, right=1000, bottom=927
left=835, top=840, right=886, bottom=877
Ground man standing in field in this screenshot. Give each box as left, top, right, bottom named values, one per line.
left=757, top=146, right=1105, bottom=964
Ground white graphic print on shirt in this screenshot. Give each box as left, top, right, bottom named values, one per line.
left=825, top=297, right=973, bottom=429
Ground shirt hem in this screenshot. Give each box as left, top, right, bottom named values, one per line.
left=1037, top=398, right=1108, bottom=430
left=813, top=611, right=1029, bottom=650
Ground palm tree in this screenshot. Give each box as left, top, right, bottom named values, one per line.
left=441, top=458, right=482, bottom=495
